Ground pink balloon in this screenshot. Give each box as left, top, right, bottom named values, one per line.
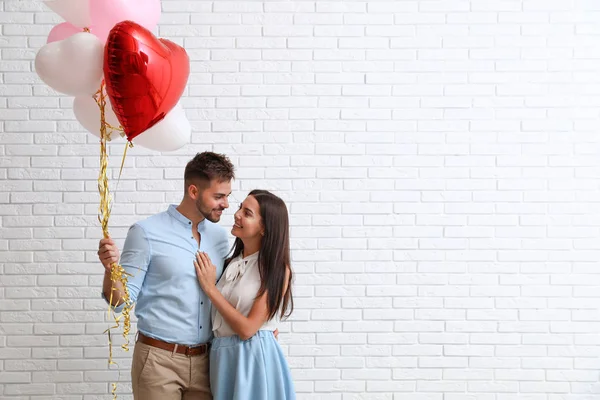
left=89, top=0, right=161, bottom=43
left=47, top=22, right=82, bottom=43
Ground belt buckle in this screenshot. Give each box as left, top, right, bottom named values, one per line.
left=187, top=344, right=206, bottom=357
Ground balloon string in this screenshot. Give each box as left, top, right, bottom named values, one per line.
left=94, top=82, right=133, bottom=400
left=107, top=141, right=132, bottom=224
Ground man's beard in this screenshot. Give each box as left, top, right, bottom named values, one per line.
left=196, top=199, right=222, bottom=223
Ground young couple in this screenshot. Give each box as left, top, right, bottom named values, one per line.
left=97, top=152, right=296, bottom=400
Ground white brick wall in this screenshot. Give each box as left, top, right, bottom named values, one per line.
left=2, top=0, right=600, bottom=398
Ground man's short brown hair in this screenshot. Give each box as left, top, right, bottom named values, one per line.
left=184, top=152, right=235, bottom=187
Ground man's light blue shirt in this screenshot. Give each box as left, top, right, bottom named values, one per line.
left=103, top=204, right=229, bottom=345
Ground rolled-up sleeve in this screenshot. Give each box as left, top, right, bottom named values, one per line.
left=101, top=224, right=150, bottom=313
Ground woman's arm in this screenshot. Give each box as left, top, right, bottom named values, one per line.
left=195, top=252, right=289, bottom=341
left=205, top=283, right=269, bottom=341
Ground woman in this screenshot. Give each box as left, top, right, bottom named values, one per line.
left=194, top=189, right=296, bottom=400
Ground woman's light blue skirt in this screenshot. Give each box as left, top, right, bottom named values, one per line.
left=210, top=330, right=296, bottom=400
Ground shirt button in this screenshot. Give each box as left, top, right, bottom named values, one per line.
left=200, top=326, right=202, bottom=329
left=188, top=222, right=191, bottom=225
left=201, top=302, right=203, bottom=305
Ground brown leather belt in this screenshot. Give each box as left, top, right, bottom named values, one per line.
left=137, top=332, right=209, bottom=357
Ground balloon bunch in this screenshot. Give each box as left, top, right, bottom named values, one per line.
left=36, top=0, right=191, bottom=150
left=35, top=1, right=191, bottom=398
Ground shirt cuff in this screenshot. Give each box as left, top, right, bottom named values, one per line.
left=101, top=290, right=126, bottom=314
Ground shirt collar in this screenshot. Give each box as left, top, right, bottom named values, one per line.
left=167, top=204, right=206, bottom=231
left=241, top=251, right=259, bottom=263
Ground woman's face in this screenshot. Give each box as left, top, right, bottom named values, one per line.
left=231, top=195, right=264, bottom=240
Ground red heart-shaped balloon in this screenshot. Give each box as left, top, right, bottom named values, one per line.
left=104, top=20, right=189, bottom=141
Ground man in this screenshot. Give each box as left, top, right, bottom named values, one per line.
left=98, top=151, right=234, bottom=400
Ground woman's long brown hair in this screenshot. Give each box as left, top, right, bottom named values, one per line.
left=225, top=190, right=294, bottom=321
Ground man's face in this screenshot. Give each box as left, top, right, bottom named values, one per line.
left=194, top=179, right=232, bottom=223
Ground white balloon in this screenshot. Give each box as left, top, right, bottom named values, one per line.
left=132, top=104, right=191, bottom=152
left=35, top=32, right=103, bottom=96
left=43, top=0, right=92, bottom=29
left=73, top=95, right=122, bottom=141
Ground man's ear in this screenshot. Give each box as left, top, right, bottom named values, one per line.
left=187, top=184, right=199, bottom=200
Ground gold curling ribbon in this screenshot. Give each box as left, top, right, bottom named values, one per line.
left=94, top=81, right=134, bottom=400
